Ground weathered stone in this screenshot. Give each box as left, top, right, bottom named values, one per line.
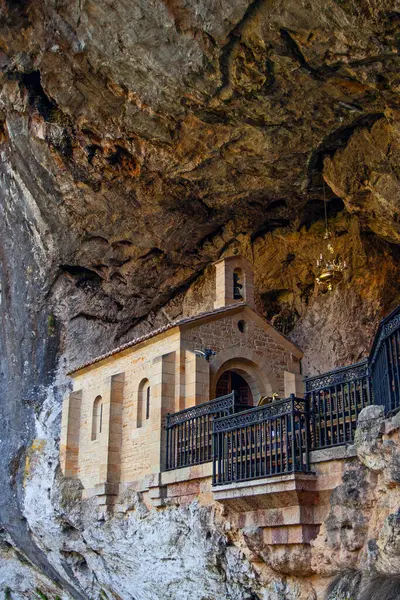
left=325, top=117, right=400, bottom=245
left=325, top=570, right=362, bottom=600
left=243, top=527, right=313, bottom=575
left=368, top=508, right=400, bottom=576
left=2, top=1, right=400, bottom=598
left=58, top=475, right=83, bottom=512
left=311, top=460, right=374, bottom=576
left=357, top=405, right=385, bottom=425
left=354, top=406, right=386, bottom=471
left=389, top=410, right=400, bottom=431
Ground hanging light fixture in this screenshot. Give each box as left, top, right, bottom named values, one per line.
left=315, top=183, right=347, bottom=292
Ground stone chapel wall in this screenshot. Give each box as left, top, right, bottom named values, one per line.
left=63, top=307, right=302, bottom=496
left=181, top=310, right=300, bottom=400
left=69, top=331, right=181, bottom=495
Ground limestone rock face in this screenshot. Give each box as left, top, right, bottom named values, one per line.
left=1, top=1, right=400, bottom=598
left=315, top=408, right=400, bottom=599
left=311, top=460, right=376, bottom=575
left=325, top=116, right=400, bottom=245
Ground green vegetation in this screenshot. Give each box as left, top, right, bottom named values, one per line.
left=47, top=314, right=56, bottom=337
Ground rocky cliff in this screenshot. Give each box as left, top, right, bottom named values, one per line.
left=1, top=1, right=400, bottom=598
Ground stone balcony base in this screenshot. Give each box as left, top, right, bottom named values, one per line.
left=212, top=472, right=319, bottom=545
left=209, top=446, right=358, bottom=546
left=212, top=472, right=318, bottom=512
left=107, top=445, right=357, bottom=534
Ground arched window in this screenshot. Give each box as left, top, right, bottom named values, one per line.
left=137, top=379, right=150, bottom=428
left=91, top=395, right=103, bottom=441
left=146, top=385, right=151, bottom=420
left=233, top=268, right=244, bottom=300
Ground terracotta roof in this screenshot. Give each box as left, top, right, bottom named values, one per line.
left=67, top=302, right=247, bottom=375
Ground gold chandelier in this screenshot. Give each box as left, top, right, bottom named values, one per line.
left=315, top=185, right=347, bottom=292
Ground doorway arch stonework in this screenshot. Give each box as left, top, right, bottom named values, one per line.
left=210, top=347, right=280, bottom=404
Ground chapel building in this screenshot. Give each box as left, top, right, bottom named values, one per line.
left=60, top=256, right=304, bottom=501
left=60, top=256, right=400, bottom=557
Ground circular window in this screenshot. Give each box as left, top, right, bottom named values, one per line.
left=238, top=320, right=247, bottom=333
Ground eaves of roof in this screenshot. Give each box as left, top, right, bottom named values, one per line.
left=67, top=302, right=247, bottom=375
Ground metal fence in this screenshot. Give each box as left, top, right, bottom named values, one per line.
left=212, top=395, right=310, bottom=486
left=164, top=305, right=400, bottom=485
left=370, top=305, right=400, bottom=416
left=303, top=305, right=400, bottom=449
left=304, top=360, right=372, bottom=449
left=165, top=392, right=241, bottom=471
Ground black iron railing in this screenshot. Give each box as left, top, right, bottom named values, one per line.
left=164, top=305, right=400, bottom=485
left=165, top=392, right=241, bottom=471
left=212, top=395, right=310, bottom=486
left=369, top=305, right=400, bottom=416
left=304, top=360, right=372, bottom=449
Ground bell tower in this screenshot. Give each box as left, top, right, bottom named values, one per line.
left=213, top=256, right=255, bottom=309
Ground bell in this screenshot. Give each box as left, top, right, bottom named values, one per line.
left=233, top=286, right=243, bottom=299
left=233, top=273, right=243, bottom=300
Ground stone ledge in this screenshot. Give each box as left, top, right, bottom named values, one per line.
left=84, top=482, right=120, bottom=499
left=212, top=473, right=318, bottom=511
left=212, top=472, right=317, bottom=494
left=310, top=444, right=357, bottom=464
left=262, top=524, right=320, bottom=545
left=96, top=442, right=358, bottom=509
left=148, top=485, right=167, bottom=500
left=236, top=505, right=319, bottom=528
left=160, top=462, right=213, bottom=485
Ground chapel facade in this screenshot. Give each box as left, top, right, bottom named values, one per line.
left=60, top=256, right=304, bottom=501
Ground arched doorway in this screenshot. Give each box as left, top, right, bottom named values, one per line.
left=210, top=350, right=278, bottom=406
left=216, top=370, right=254, bottom=408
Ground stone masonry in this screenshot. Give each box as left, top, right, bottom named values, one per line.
left=60, top=257, right=303, bottom=504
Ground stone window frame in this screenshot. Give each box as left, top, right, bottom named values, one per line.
left=146, top=385, right=151, bottom=420
left=91, top=395, right=103, bottom=441
left=233, top=267, right=245, bottom=300
left=137, top=378, right=150, bottom=428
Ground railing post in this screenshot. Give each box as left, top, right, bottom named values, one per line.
left=394, top=330, right=400, bottom=409
left=304, top=395, right=311, bottom=473
left=232, top=390, right=237, bottom=413
left=385, top=339, right=394, bottom=413
left=212, top=426, right=216, bottom=486
left=290, top=394, right=296, bottom=473
left=165, top=414, right=170, bottom=471
left=366, top=365, right=372, bottom=406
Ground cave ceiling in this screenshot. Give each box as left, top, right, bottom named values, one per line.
left=1, top=0, right=400, bottom=344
